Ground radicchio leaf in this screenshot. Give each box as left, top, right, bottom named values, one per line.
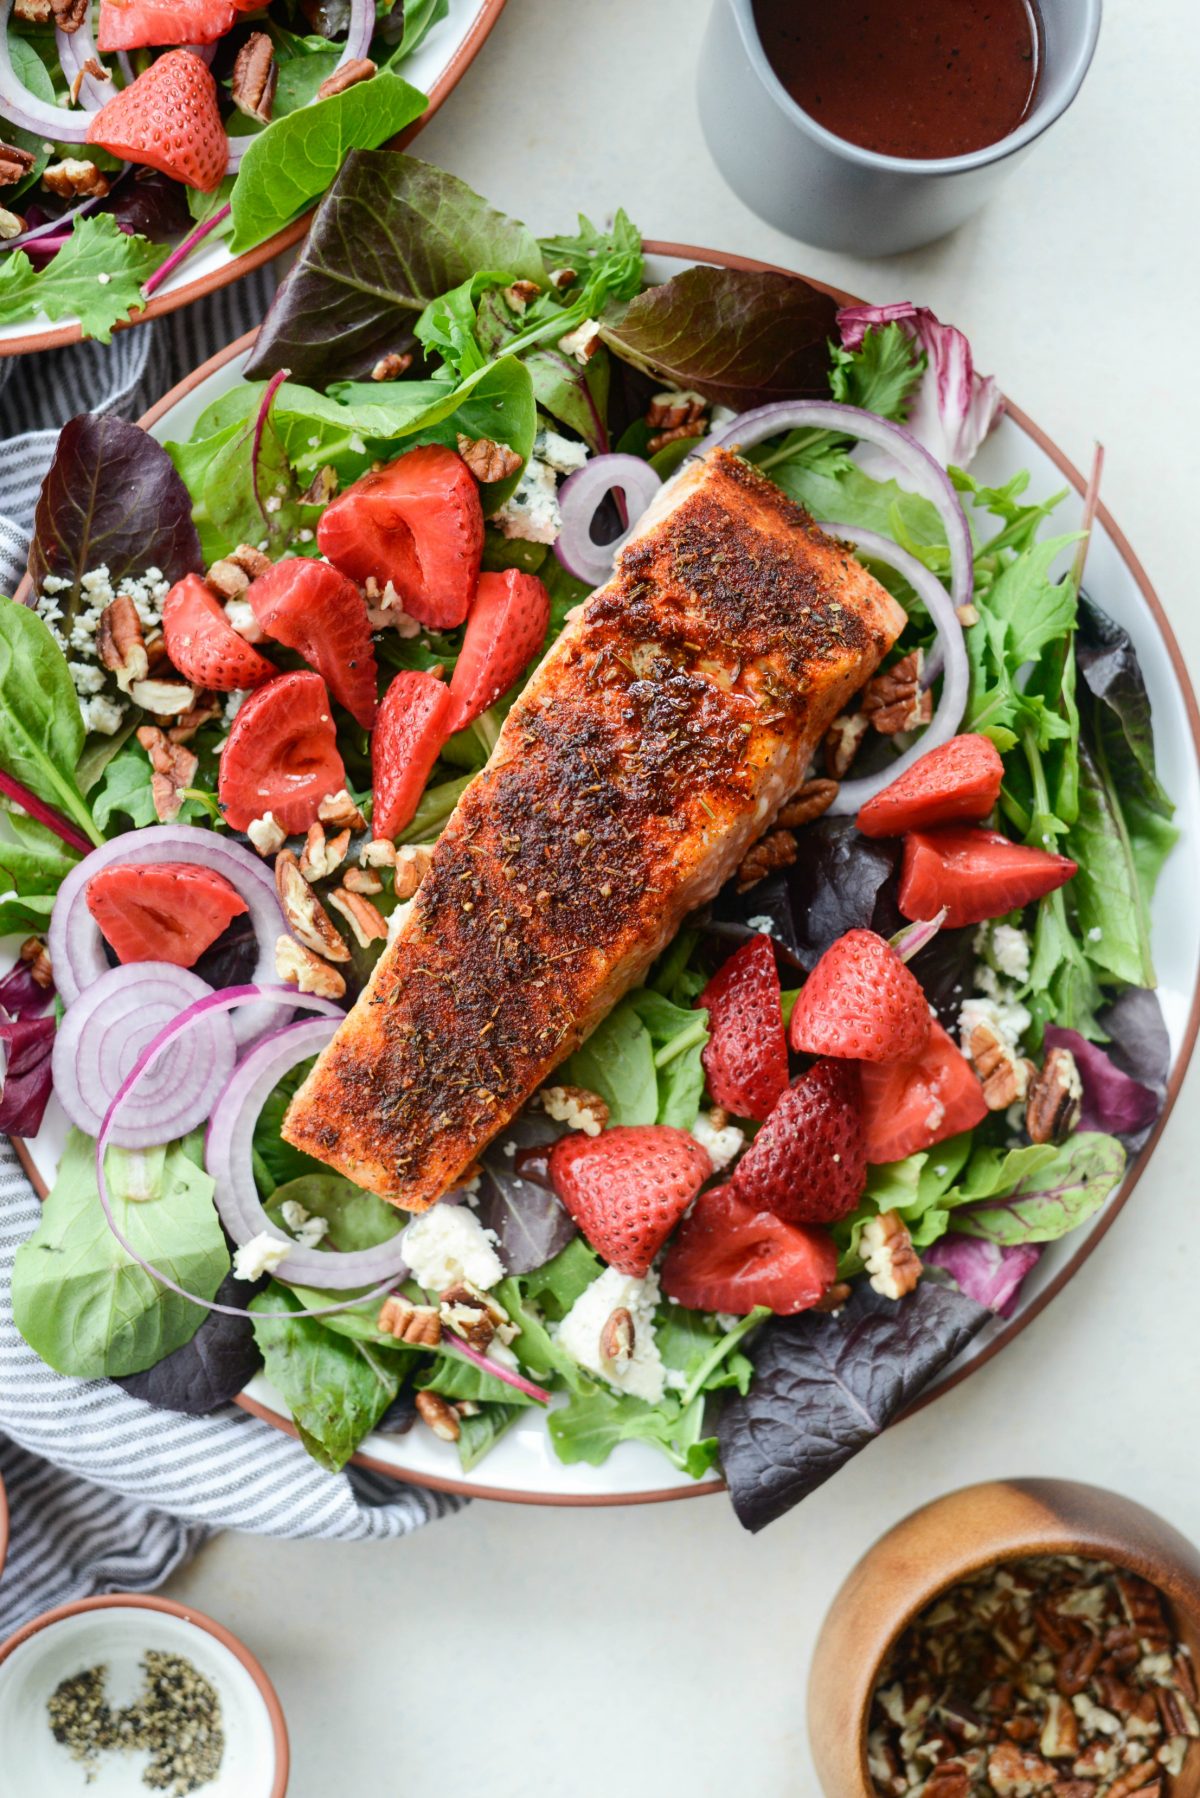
left=28, top=414, right=202, bottom=626
left=479, top=1114, right=576, bottom=1275
left=717, top=1278, right=989, bottom=1531
left=924, top=1236, right=1041, bottom=1318
left=0, top=1012, right=55, bottom=1136
left=600, top=266, right=839, bottom=411
left=114, top=1270, right=264, bottom=1415
left=837, top=301, right=1002, bottom=472
left=1043, top=1025, right=1161, bottom=1143
left=111, top=170, right=192, bottom=244
left=0, top=958, right=53, bottom=1015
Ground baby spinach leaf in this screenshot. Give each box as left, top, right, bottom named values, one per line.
left=456, top=1400, right=522, bottom=1471
left=0, top=215, right=166, bottom=343
left=0, top=816, right=80, bottom=925
left=600, top=266, right=838, bottom=411
left=0, top=600, right=100, bottom=846
left=948, top=1133, right=1126, bottom=1245
left=114, top=1270, right=264, bottom=1415
left=228, top=73, right=428, bottom=254
left=561, top=995, right=658, bottom=1126
left=629, top=988, right=708, bottom=1129
left=247, top=151, right=545, bottom=384
left=250, top=1284, right=404, bottom=1469
left=717, top=1279, right=989, bottom=1531
left=12, top=1130, right=228, bottom=1380
left=266, top=1173, right=403, bottom=1252
left=521, top=1237, right=603, bottom=1318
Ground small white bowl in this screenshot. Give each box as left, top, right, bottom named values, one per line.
left=0, top=1594, right=289, bottom=1796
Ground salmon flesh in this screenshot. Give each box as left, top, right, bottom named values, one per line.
left=283, top=448, right=906, bottom=1207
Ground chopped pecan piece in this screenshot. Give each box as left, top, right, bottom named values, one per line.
left=371, top=350, right=413, bottom=382
left=303, top=465, right=339, bottom=506
left=18, top=936, right=53, bottom=989
left=777, top=778, right=839, bottom=829
left=50, top=0, right=86, bottom=25
left=810, top=1281, right=852, bottom=1313
left=0, top=141, right=35, bottom=186
left=317, top=56, right=375, bottom=98
left=298, top=821, right=350, bottom=883
left=275, top=850, right=351, bottom=961
left=1105, top=1768, right=1160, bottom=1798
left=136, top=724, right=197, bottom=823
left=413, top=1390, right=460, bottom=1441
left=392, top=842, right=433, bottom=899
left=502, top=278, right=541, bottom=313
left=456, top=432, right=524, bottom=483
left=225, top=543, right=272, bottom=580
left=438, top=1284, right=497, bottom=1352
left=559, top=317, right=600, bottom=363
left=1114, top=1573, right=1172, bottom=1650
left=538, top=1083, right=610, bottom=1136
left=68, top=58, right=109, bottom=104
left=129, top=677, right=196, bottom=717
left=548, top=265, right=576, bottom=290
left=317, top=787, right=367, bottom=832
left=168, top=696, right=221, bottom=743
left=646, top=390, right=707, bottom=434
left=13, top=0, right=51, bottom=17
left=1026, top=1047, right=1083, bottom=1145
left=97, top=595, right=149, bottom=692
left=861, top=1210, right=922, bottom=1299
left=0, top=207, right=25, bottom=240
left=987, top=1740, right=1058, bottom=1793
left=379, top=1295, right=441, bottom=1346
left=862, top=648, right=933, bottom=735
left=922, top=1766, right=970, bottom=1798
left=205, top=558, right=251, bottom=600
left=599, top=1307, right=635, bottom=1365
left=275, top=935, right=346, bottom=999
left=342, top=865, right=382, bottom=895
left=824, top=708, right=869, bottom=778
left=970, top=1021, right=1034, bottom=1111
left=42, top=157, right=110, bottom=199
left=1040, top=1693, right=1080, bottom=1758
left=247, top=813, right=286, bottom=857
left=1056, top=1638, right=1103, bottom=1697
left=232, top=31, right=276, bottom=122
left=327, top=885, right=388, bottom=947
left=735, top=828, right=797, bottom=891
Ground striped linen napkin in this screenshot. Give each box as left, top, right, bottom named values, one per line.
left=0, top=273, right=464, bottom=1638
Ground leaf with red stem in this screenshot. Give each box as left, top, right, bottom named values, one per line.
left=0, top=771, right=94, bottom=855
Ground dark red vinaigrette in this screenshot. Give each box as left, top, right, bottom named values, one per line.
left=754, top=0, right=1043, bottom=161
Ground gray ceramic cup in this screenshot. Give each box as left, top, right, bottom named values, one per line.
left=697, top=0, right=1102, bottom=255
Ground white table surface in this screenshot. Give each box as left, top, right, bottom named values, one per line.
left=160, top=2, right=1200, bottom=1791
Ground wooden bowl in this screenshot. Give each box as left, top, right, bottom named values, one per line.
left=808, top=1479, right=1200, bottom=1796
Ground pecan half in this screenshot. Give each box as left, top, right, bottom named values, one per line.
left=861, top=1210, right=922, bottom=1300
left=317, top=787, right=367, bottom=832
left=232, top=31, right=276, bottom=122
left=298, top=821, right=350, bottom=883
left=371, top=350, right=413, bottom=382
left=824, top=709, right=869, bottom=779
left=736, top=828, right=797, bottom=891
left=1026, top=1047, right=1083, bottom=1145
left=19, top=936, right=53, bottom=989
left=379, top=1296, right=441, bottom=1346
left=861, top=648, right=933, bottom=735
left=327, top=885, right=388, bottom=947
left=317, top=56, right=375, bottom=98
left=275, top=935, right=346, bottom=999
left=0, top=141, right=35, bottom=186
left=42, top=157, right=109, bottom=199
left=413, top=1390, right=460, bottom=1441
left=275, top=850, right=351, bottom=961
left=97, top=595, right=148, bottom=692
left=970, top=1021, right=1034, bottom=1111
left=136, top=724, right=197, bottom=823
left=599, top=1307, right=635, bottom=1366
left=456, top=432, right=524, bottom=483
left=778, top=778, right=839, bottom=829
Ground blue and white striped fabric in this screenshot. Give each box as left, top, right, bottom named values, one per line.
left=0, top=273, right=465, bottom=1637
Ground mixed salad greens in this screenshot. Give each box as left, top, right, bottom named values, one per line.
left=0, top=156, right=1178, bottom=1530
left=0, top=0, right=449, bottom=340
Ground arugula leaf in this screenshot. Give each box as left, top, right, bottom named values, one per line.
left=548, top=1385, right=718, bottom=1477
left=12, top=1130, right=228, bottom=1379
left=250, top=1284, right=404, bottom=1470
left=538, top=210, right=643, bottom=302
left=228, top=74, right=428, bottom=254
left=948, top=1133, right=1126, bottom=1245
left=0, top=215, right=166, bottom=343
left=0, top=600, right=100, bottom=846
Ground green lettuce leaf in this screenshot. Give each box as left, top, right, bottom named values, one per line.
left=947, top=1133, right=1126, bottom=1245
left=251, top=1284, right=405, bottom=1470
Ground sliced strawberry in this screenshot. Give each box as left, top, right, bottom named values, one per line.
left=247, top=558, right=378, bottom=730
left=218, top=671, right=345, bottom=835
left=698, top=934, right=789, bottom=1121
left=86, top=862, right=247, bottom=968
left=371, top=670, right=452, bottom=841
left=548, top=1125, right=713, bottom=1277
left=98, top=0, right=239, bottom=51
left=732, top=1060, right=865, bottom=1225
left=87, top=49, right=227, bottom=193
left=162, top=573, right=276, bottom=693
left=662, top=1184, right=838, bottom=1315
left=789, top=928, right=930, bottom=1064
left=859, top=1021, right=987, bottom=1164
left=856, top=733, right=1005, bottom=838
left=446, top=569, right=550, bottom=733
left=900, top=826, right=1077, bottom=928
left=317, top=445, right=484, bottom=629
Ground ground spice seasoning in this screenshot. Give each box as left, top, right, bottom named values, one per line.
left=47, top=1650, right=225, bottom=1793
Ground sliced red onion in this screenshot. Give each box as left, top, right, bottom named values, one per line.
left=205, top=1014, right=412, bottom=1290
left=52, top=962, right=236, bottom=1147
left=3, top=186, right=107, bottom=253
left=890, top=908, right=948, bottom=963
left=56, top=15, right=109, bottom=112
left=814, top=520, right=969, bottom=817
left=0, top=0, right=92, bottom=140
left=442, top=1334, right=551, bottom=1404
left=48, top=826, right=290, bottom=1045
left=95, top=984, right=406, bottom=1322
left=554, top=454, right=662, bottom=585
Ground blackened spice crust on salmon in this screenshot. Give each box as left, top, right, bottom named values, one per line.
left=283, top=449, right=906, bottom=1207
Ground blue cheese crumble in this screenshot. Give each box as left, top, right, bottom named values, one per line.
left=35, top=564, right=170, bottom=735
left=401, top=1204, right=505, bottom=1293
left=554, top=1265, right=666, bottom=1402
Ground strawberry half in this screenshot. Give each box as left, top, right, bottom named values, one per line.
left=859, top=1021, right=987, bottom=1164
left=732, top=1060, right=865, bottom=1225
left=317, top=444, right=484, bottom=629
left=371, top=670, right=452, bottom=841
left=87, top=49, right=227, bottom=193
left=698, top=934, right=789, bottom=1121
left=86, top=862, right=247, bottom=968
left=856, top=733, right=1005, bottom=838
left=789, top=928, right=930, bottom=1064
left=162, top=573, right=276, bottom=692
left=548, top=1125, right=713, bottom=1276
left=446, top=569, right=551, bottom=734
left=900, top=826, right=1077, bottom=928
left=247, top=557, right=378, bottom=730
left=218, top=670, right=345, bottom=835
left=662, top=1184, right=838, bottom=1315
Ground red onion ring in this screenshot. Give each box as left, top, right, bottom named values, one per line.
left=94, top=983, right=407, bottom=1322
left=554, top=454, right=662, bottom=585
left=442, top=1334, right=551, bottom=1404
left=813, top=520, right=969, bottom=817
left=1, top=179, right=121, bottom=254
left=0, top=0, right=92, bottom=140
left=48, top=826, right=291, bottom=1046
left=52, top=962, right=237, bottom=1147
left=205, top=1014, right=412, bottom=1290
left=55, top=10, right=110, bottom=113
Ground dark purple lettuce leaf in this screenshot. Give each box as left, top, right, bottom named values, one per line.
left=783, top=819, right=900, bottom=972
left=111, top=170, right=191, bottom=243
left=599, top=267, right=839, bottom=411
left=924, top=1236, right=1041, bottom=1319
left=247, top=151, right=545, bottom=386
left=1096, top=985, right=1170, bottom=1097
left=374, top=1388, right=418, bottom=1434
left=704, top=870, right=806, bottom=974
left=0, top=959, right=53, bottom=1014
left=28, top=415, right=202, bottom=623
left=479, top=1114, right=576, bottom=1275
left=1076, top=595, right=1172, bottom=816
left=0, top=1012, right=55, bottom=1136
left=717, top=1278, right=989, bottom=1531
left=906, top=925, right=978, bottom=1031
left=114, top=1271, right=263, bottom=1415
left=1044, top=1024, right=1161, bottom=1142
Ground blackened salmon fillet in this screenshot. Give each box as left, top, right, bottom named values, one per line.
left=283, top=448, right=906, bottom=1207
